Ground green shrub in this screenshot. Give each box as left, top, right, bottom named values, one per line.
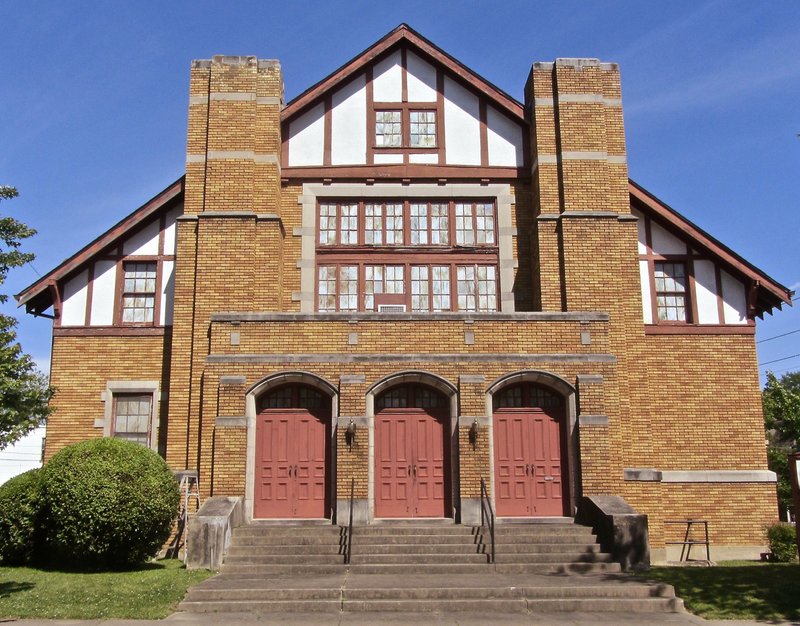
left=0, top=468, right=43, bottom=564
left=766, top=522, right=797, bottom=562
left=40, top=438, right=179, bottom=568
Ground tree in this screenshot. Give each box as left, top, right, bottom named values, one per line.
left=0, top=186, right=53, bottom=449
left=762, top=370, right=800, bottom=519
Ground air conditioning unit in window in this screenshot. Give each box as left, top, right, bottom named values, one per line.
left=377, top=304, right=406, bottom=313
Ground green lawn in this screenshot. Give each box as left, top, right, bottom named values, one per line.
left=0, top=559, right=214, bottom=619
left=639, top=560, right=800, bottom=621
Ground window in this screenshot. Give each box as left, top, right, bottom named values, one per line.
left=494, top=384, right=563, bottom=410
left=112, top=394, right=152, bottom=446
left=374, top=109, right=437, bottom=148
left=316, top=199, right=498, bottom=313
left=409, top=111, right=436, bottom=147
left=318, top=200, right=494, bottom=248
left=375, top=111, right=402, bottom=147
left=122, top=262, right=157, bottom=324
left=654, top=261, right=688, bottom=322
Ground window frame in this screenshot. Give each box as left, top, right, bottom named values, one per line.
left=111, top=393, right=154, bottom=446
left=316, top=200, right=498, bottom=250
left=653, top=260, right=690, bottom=323
left=101, top=381, right=160, bottom=451
left=372, top=104, right=440, bottom=151
left=119, top=261, right=159, bottom=325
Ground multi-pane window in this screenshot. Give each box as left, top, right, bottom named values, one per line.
left=654, top=261, right=688, bottom=321
left=113, top=394, right=152, bottom=446
left=409, top=111, right=436, bottom=147
left=122, top=262, right=156, bottom=323
left=260, top=385, right=327, bottom=411
left=319, top=201, right=493, bottom=247
left=375, top=111, right=402, bottom=147
left=411, top=265, right=451, bottom=312
left=317, top=200, right=498, bottom=313
left=376, top=384, right=446, bottom=411
left=457, top=266, right=497, bottom=312
left=494, top=384, right=563, bottom=410
left=455, top=202, right=495, bottom=246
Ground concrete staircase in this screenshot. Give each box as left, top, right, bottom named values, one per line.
left=179, top=521, right=683, bottom=614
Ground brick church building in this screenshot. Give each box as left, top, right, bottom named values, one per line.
left=16, top=25, right=791, bottom=561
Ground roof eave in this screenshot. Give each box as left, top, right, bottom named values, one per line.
left=15, top=176, right=185, bottom=311
left=628, top=179, right=792, bottom=316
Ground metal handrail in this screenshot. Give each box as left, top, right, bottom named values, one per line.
left=345, top=478, right=355, bottom=564
left=479, top=477, right=495, bottom=564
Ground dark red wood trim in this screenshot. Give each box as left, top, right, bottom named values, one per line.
left=323, top=94, right=332, bottom=166
left=48, top=280, right=62, bottom=326
left=113, top=258, right=124, bottom=326
left=282, top=165, right=525, bottom=180
left=686, top=245, right=698, bottom=324
left=371, top=146, right=439, bottom=154
left=479, top=100, right=489, bottom=167
left=644, top=324, right=754, bottom=336
left=16, top=177, right=184, bottom=308
left=714, top=263, right=725, bottom=324
left=366, top=66, right=375, bottom=165
left=282, top=25, right=525, bottom=123
left=54, top=326, right=167, bottom=337
left=436, top=70, right=446, bottom=164
left=401, top=47, right=408, bottom=104
left=84, top=263, right=95, bottom=327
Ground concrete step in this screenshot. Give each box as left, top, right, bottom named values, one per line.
left=179, top=597, right=683, bottom=614
left=489, top=543, right=601, bottom=554
left=352, top=533, right=481, bottom=545
left=232, top=527, right=342, bottom=539
left=352, top=525, right=475, bottom=536
left=221, top=564, right=346, bottom=576
left=223, top=554, right=345, bottom=565
left=349, top=553, right=489, bottom=565
left=495, top=562, right=622, bottom=574
left=226, top=544, right=344, bottom=556
left=350, top=543, right=483, bottom=555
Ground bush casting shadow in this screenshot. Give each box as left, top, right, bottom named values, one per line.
left=0, top=581, right=35, bottom=598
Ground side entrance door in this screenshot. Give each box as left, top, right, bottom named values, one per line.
left=374, top=384, right=450, bottom=518
left=493, top=384, right=566, bottom=517
left=255, top=386, right=331, bottom=519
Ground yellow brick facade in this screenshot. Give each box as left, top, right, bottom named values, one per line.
left=35, top=31, right=789, bottom=561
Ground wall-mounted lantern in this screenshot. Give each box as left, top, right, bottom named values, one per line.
left=469, top=418, right=479, bottom=449
left=345, top=419, right=357, bottom=450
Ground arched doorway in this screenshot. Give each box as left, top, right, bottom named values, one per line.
left=492, top=383, right=567, bottom=517
left=254, top=383, right=332, bottom=519
left=374, top=383, right=452, bottom=518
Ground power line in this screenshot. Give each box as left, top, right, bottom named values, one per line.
left=759, top=353, right=800, bottom=367
left=757, top=329, right=800, bottom=344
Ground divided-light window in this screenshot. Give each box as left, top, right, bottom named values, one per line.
left=374, top=109, right=437, bottom=148
left=112, top=394, right=152, bottom=446
left=122, top=262, right=157, bottom=324
left=654, top=261, right=688, bottom=322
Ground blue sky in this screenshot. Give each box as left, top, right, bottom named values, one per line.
left=2, top=1, right=799, bottom=382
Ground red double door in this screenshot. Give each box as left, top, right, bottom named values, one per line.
left=375, top=408, right=450, bottom=518
left=255, top=408, right=330, bottom=519
left=493, top=408, right=566, bottom=517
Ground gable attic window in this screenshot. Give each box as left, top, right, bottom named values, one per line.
left=373, top=107, right=437, bottom=149
left=122, top=262, right=157, bottom=324
left=654, top=261, right=688, bottom=322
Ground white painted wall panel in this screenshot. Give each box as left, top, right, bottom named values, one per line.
left=373, top=50, right=402, bottom=102
left=409, top=153, right=439, bottom=164
left=444, top=77, right=481, bottom=165
left=374, top=153, right=404, bottom=164
left=721, top=270, right=748, bottom=324
left=639, top=260, right=653, bottom=324
left=90, top=260, right=117, bottom=326
left=650, top=222, right=686, bottom=255
left=161, top=260, right=175, bottom=326
left=406, top=52, right=437, bottom=102
left=331, top=75, right=367, bottom=165
left=694, top=259, right=720, bottom=324
left=162, top=205, right=182, bottom=254
left=123, top=219, right=160, bottom=256
left=486, top=106, right=523, bottom=167
left=287, top=102, right=325, bottom=166
left=632, top=208, right=647, bottom=254
left=61, top=269, right=89, bottom=327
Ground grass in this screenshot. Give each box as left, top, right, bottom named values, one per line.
left=0, top=559, right=214, bottom=619
left=638, top=560, right=800, bottom=621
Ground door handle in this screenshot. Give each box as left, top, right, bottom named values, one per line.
left=288, top=466, right=293, bottom=477
left=408, top=465, right=412, bottom=476
left=412, top=464, right=417, bottom=478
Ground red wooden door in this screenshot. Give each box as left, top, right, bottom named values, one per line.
left=255, top=408, right=329, bottom=519
left=375, top=406, right=449, bottom=518
left=494, top=408, right=564, bottom=517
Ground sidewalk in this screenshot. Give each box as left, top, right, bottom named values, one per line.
left=6, top=610, right=795, bottom=626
